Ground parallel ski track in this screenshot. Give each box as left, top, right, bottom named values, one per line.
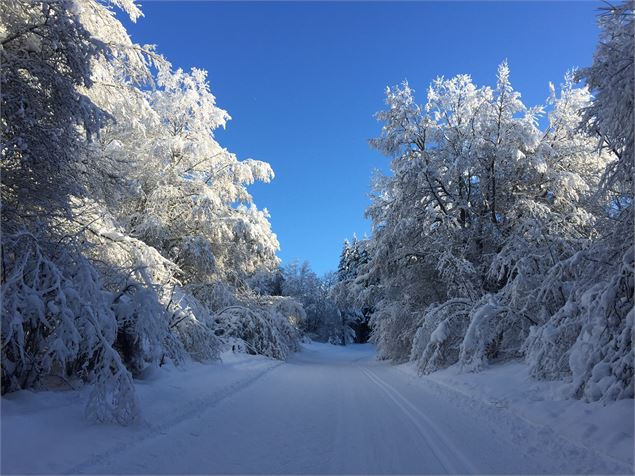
left=65, top=362, right=282, bottom=474
left=362, top=367, right=478, bottom=474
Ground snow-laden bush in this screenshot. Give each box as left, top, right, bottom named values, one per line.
left=112, top=284, right=185, bottom=375
left=168, top=287, right=222, bottom=362
left=77, top=209, right=188, bottom=374
left=175, top=268, right=303, bottom=361
left=269, top=296, right=307, bottom=329
left=86, top=216, right=225, bottom=367
left=191, top=281, right=241, bottom=311
left=525, top=243, right=634, bottom=402
left=327, top=325, right=356, bottom=346
left=265, top=296, right=304, bottom=355
left=215, top=296, right=301, bottom=360
left=369, top=301, right=420, bottom=362
left=411, top=299, right=471, bottom=374
left=1, top=232, right=140, bottom=424
left=459, top=296, right=508, bottom=372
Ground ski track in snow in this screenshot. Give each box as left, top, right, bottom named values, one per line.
left=361, top=367, right=477, bottom=474
left=2, top=343, right=633, bottom=475
left=395, top=365, right=634, bottom=474
left=65, top=360, right=283, bottom=474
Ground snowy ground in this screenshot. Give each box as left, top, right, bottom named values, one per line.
left=2, top=343, right=633, bottom=474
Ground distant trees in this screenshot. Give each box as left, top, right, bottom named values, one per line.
left=248, top=256, right=373, bottom=345
left=331, top=237, right=372, bottom=343
left=351, top=2, right=633, bottom=402
left=277, top=261, right=353, bottom=344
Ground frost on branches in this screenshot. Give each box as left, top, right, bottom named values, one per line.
left=1, top=0, right=302, bottom=424
left=577, top=1, right=634, bottom=191
left=1, top=231, right=141, bottom=424
left=359, top=4, right=633, bottom=403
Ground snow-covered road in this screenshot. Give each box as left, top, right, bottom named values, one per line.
left=2, top=343, right=632, bottom=474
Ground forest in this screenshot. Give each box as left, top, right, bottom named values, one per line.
left=1, top=0, right=633, bottom=435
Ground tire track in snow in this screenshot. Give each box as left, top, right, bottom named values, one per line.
left=66, top=361, right=283, bottom=474
left=362, top=367, right=478, bottom=474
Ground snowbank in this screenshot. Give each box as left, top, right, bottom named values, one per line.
left=399, top=360, right=634, bottom=469
left=1, top=352, right=279, bottom=474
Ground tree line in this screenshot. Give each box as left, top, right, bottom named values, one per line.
left=334, top=2, right=633, bottom=403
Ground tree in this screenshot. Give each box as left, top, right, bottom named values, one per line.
left=1, top=0, right=298, bottom=425
left=280, top=262, right=352, bottom=344
left=359, top=55, right=630, bottom=404
left=365, top=63, right=543, bottom=362
left=1, top=0, right=154, bottom=424
left=577, top=1, right=634, bottom=191
left=331, top=236, right=372, bottom=343
left=524, top=2, right=634, bottom=402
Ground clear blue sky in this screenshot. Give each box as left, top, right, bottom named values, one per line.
left=122, top=1, right=601, bottom=275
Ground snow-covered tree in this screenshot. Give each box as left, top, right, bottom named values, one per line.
left=1, top=0, right=295, bottom=425
left=279, top=262, right=352, bottom=344
left=577, top=1, right=634, bottom=191
left=214, top=295, right=303, bottom=360
left=0, top=0, right=159, bottom=425
left=365, top=63, right=545, bottom=362
left=331, top=237, right=372, bottom=343
left=0, top=225, right=147, bottom=424
left=523, top=3, right=634, bottom=402
left=87, top=65, right=280, bottom=286
left=360, top=53, right=630, bottom=402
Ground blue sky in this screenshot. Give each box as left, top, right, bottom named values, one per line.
left=123, top=1, right=601, bottom=275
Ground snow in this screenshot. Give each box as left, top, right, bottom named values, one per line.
left=2, top=343, right=633, bottom=474
left=399, top=360, right=635, bottom=470
left=1, top=352, right=279, bottom=474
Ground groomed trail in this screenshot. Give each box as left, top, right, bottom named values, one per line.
left=2, top=343, right=632, bottom=474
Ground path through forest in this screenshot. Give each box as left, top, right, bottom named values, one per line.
left=2, top=343, right=631, bottom=474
